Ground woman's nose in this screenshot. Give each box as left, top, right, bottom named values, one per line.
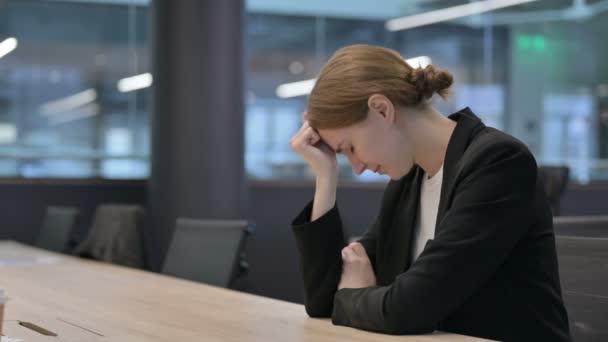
left=348, top=156, right=366, bottom=175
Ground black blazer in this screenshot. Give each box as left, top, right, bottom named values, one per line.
left=291, top=108, right=571, bottom=341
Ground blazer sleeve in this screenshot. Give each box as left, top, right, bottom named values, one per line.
left=292, top=199, right=347, bottom=317
left=356, top=178, right=402, bottom=271
left=292, top=178, right=400, bottom=317
left=331, top=142, right=538, bottom=334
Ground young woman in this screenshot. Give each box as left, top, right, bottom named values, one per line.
left=289, top=45, right=571, bottom=341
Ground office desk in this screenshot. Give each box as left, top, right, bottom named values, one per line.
left=0, top=241, right=490, bottom=341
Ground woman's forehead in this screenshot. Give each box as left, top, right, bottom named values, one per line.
left=318, top=127, right=346, bottom=143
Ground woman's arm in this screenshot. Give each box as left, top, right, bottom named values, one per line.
left=292, top=179, right=394, bottom=316
left=289, top=119, right=343, bottom=316
left=292, top=169, right=407, bottom=316
left=292, top=197, right=346, bottom=317
left=292, top=173, right=343, bottom=317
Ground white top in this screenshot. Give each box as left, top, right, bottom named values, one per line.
left=411, top=164, right=444, bottom=263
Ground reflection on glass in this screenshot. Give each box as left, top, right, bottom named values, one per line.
left=1, top=1, right=608, bottom=183
left=244, top=1, right=608, bottom=183
left=0, top=0, right=150, bottom=179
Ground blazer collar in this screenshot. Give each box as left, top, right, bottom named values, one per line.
left=436, top=107, right=486, bottom=229
left=443, top=107, right=484, bottom=174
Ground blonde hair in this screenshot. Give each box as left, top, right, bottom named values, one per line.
left=307, top=44, right=453, bottom=129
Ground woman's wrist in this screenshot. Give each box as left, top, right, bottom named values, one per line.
left=311, top=173, right=338, bottom=221
left=315, top=169, right=337, bottom=188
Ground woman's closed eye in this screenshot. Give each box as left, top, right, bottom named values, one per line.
left=335, top=143, right=354, bottom=156
left=336, top=146, right=355, bottom=155
left=343, top=145, right=355, bottom=157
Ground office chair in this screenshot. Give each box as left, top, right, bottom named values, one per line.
left=36, top=206, right=79, bottom=252
left=73, top=204, right=145, bottom=268
left=162, top=218, right=254, bottom=288
left=538, top=166, right=570, bottom=215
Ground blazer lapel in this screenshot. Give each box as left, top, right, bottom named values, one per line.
left=376, top=166, right=424, bottom=285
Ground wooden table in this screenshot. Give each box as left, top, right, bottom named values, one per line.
left=0, top=241, right=489, bottom=341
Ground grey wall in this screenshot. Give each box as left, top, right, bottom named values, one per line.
left=0, top=179, right=146, bottom=245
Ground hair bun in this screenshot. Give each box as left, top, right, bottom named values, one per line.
left=410, top=64, right=453, bottom=101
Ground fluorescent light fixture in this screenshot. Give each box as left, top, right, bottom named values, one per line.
left=385, top=0, right=538, bottom=31
left=0, top=37, right=18, bottom=59
left=0, top=123, right=17, bottom=144
left=406, top=56, right=432, bottom=68
left=40, top=88, right=97, bottom=116
left=276, top=56, right=431, bottom=99
left=48, top=103, right=99, bottom=125
left=276, top=79, right=317, bottom=99
left=117, top=72, right=153, bottom=92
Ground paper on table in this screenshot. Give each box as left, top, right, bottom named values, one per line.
left=0, top=256, right=59, bottom=266
left=1, top=336, right=24, bottom=342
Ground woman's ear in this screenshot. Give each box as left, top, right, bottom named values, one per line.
left=367, top=94, right=395, bottom=123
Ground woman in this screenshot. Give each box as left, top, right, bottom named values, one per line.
left=289, top=45, right=571, bottom=341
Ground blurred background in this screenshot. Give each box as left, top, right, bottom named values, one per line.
left=1, top=1, right=607, bottom=336
left=2, top=0, right=608, bottom=182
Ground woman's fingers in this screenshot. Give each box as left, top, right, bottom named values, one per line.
left=345, top=243, right=360, bottom=258
left=288, top=119, right=338, bottom=177
left=307, top=127, right=320, bottom=145
left=341, top=246, right=356, bottom=262
left=342, top=244, right=365, bottom=260
left=303, top=111, right=310, bottom=121
left=342, top=242, right=372, bottom=267
left=290, top=124, right=326, bottom=159
left=349, top=242, right=367, bottom=258
left=291, top=122, right=315, bottom=146
left=316, top=140, right=334, bottom=155
left=292, top=121, right=309, bottom=140
left=289, top=124, right=311, bottom=150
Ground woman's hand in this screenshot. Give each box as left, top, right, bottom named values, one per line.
left=289, top=119, right=337, bottom=178
left=290, top=114, right=338, bottom=221
left=338, top=242, right=376, bottom=290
